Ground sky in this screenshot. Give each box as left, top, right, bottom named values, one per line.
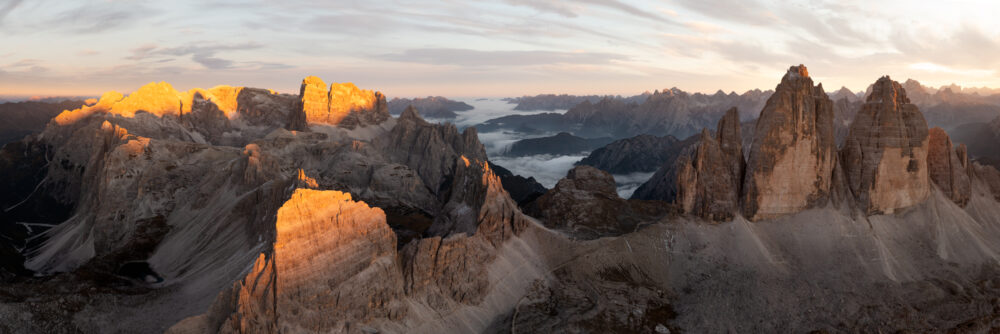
left=1, top=0, right=1000, bottom=98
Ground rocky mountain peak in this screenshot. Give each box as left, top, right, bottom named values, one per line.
left=830, top=86, right=860, bottom=102
left=783, top=64, right=810, bottom=80
left=867, top=76, right=911, bottom=106
left=529, top=165, right=667, bottom=238
left=399, top=105, right=422, bottom=121
left=742, top=64, right=835, bottom=221
left=295, top=76, right=390, bottom=129
left=842, top=76, right=929, bottom=215
left=564, top=165, right=618, bottom=195
left=927, top=127, right=971, bottom=206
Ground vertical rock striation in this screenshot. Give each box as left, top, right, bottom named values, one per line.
left=742, top=65, right=836, bottom=221
left=292, top=76, right=390, bottom=129
left=841, top=76, right=930, bottom=215
left=927, top=127, right=971, bottom=206
left=218, top=189, right=406, bottom=333
left=717, top=107, right=745, bottom=188
left=673, top=108, right=744, bottom=221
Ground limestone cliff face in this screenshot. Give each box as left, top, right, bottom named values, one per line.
left=294, top=76, right=390, bottom=129
left=198, top=153, right=534, bottom=333
left=742, top=65, right=836, bottom=221
left=841, top=76, right=930, bottom=215
left=675, top=109, right=744, bottom=221
left=217, top=189, right=406, bottom=333
left=49, top=82, right=298, bottom=146
left=716, top=107, right=745, bottom=189
left=402, top=157, right=532, bottom=304
left=927, top=127, right=971, bottom=206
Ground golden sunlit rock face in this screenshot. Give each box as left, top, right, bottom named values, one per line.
left=219, top=188, right=406, bottom=333
left=51, top=82, right=245, bottom=125
left=296, top=76, right=389, bottom=128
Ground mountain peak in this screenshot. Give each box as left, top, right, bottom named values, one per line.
left=785, top=64, right=809, bottom=78
left=296, top=76, right=390, bottom=128
left=867, top=76, right=910, bottom=105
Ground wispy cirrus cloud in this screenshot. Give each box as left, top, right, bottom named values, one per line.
left=503, top=0, right=675, bottom=24
left=0, top=0, right=24, bottom=25
left=378, top=48, right=628, bottom=67
left=127, top=42, right=264, bottom=69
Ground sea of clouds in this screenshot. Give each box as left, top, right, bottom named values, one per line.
left=426, top=98, right=655, bottom=198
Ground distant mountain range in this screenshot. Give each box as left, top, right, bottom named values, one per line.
left=503, top=93, right=650, bottom=111
left=387, top=96, right=473, bottom=119
left=0, top=100, right=89, bottom=145
left=502, top=132, right=613, bottom=157
left=481, top=88, right=772, bottom=141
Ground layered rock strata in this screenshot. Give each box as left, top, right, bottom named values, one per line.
left=841, top=76, right=930, bottom=215
left=742, top=65, right=836, bottom=220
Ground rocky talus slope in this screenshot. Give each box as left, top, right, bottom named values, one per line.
left=7, top=67, right=1000, bottom=333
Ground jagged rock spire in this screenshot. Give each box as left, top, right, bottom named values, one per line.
left=927, top=127, right=971, bottom=206
left=742, top=64, right=836, bottom=221
left=841, top=76, right=930, bottom=215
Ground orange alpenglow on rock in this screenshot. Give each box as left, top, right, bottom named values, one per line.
left=296, top=169, right=319, bottom=189
left=742, top=64, right=836, bottom=221
left=841, top=76, right=930, bottom=215
left=54, top=91, right=125, bottom=125
left=217, top=188, right=405, bottom=333
left=110, top=81, right=184, bottom=117
left=51, top=82, right=244, bottom=125
left=296, top=76, right=389, bottom=127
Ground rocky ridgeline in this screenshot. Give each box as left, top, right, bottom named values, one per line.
left=292, top=76, right=390, bottom=130
left=2, top=75, right=539, bottom=332
left=632, top=65, right=987, bottom=221
left=576, top=134, right=695, bottom=174
left=196, top=155, right=532, bottom=333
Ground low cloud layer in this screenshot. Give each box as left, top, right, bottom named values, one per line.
left=489, top=154, right=587, bottom=189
